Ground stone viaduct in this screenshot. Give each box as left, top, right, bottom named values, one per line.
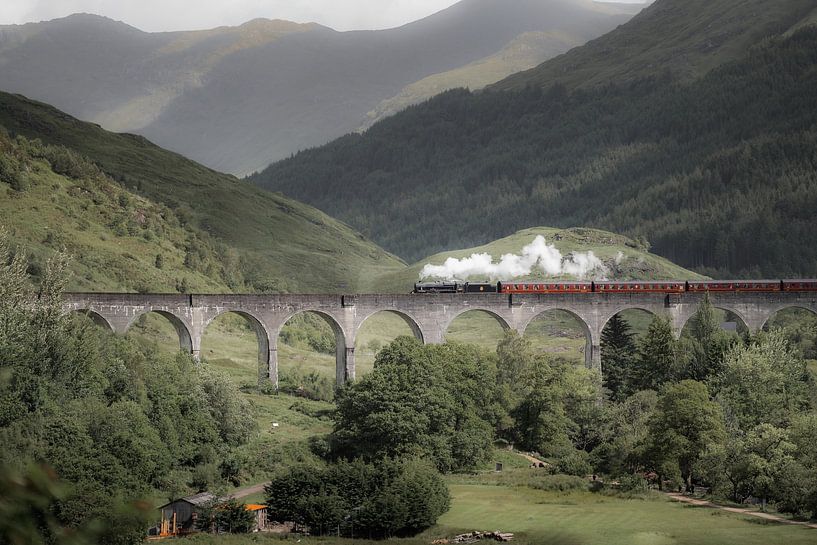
left=62, top=291, right=817, bottom=386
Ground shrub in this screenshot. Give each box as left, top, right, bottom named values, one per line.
left=265, top=458, right=449, bottom=538
left=556, top=450, right=593, bottom=477
left=618, top=474, right=650, bottom=493
left=278, top=369, right=334, bottom=402
left=41, top=145, right=100, bottom=179
left=527, top=473, right=587, bottom=492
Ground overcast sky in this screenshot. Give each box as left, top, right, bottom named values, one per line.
left=0, top=0, right=643, bottom=32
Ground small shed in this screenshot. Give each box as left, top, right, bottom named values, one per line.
left=246, top=504, right=269, bottom=531
left=159, top=492, right=217, bottom=536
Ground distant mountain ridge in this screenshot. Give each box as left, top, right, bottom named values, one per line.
left=0, top=0, right=640, bottom=174
left=251, top=0, right=817, bottom=278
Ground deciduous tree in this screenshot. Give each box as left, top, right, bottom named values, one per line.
left=648, top=380, right=725, bottom=489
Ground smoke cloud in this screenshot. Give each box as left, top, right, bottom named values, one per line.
left=419, top=236, right=608, bottom=281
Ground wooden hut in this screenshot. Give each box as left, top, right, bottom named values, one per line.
left=158, top=492, right=217, bottom=536
left=245, top=504, right=269, bottom=531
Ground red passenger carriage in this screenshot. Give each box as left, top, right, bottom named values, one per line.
left=498, top=282, right=592, bottom=294
left=594, top=281, right=684, bottom=293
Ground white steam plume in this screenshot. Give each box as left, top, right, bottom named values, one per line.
left=419, top=236, right=608, bottom=281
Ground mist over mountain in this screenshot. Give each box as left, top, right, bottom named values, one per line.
left=0, top=0, right=639, bottom=175
left=251, top=0, right=817, bottom=278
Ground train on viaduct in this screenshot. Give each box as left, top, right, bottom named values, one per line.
left=62, top=285, right=817, bottom=387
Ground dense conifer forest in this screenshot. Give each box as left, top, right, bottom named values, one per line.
left=254, top=27, right=817, bottom=277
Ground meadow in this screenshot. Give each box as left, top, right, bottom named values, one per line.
left=178, top=481, right=817, bottom=545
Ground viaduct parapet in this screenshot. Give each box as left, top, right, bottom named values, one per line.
left=62, top=292, right=817, bottom=386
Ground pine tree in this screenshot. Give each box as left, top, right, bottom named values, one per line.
left=681, top=295, right=734, bottom=381
left=601, top=314, right=636, bottom=401
left=630, top=316, right=677, bottom=392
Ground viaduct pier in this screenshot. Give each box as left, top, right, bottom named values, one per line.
left=63, top=291, right=817, bottom=386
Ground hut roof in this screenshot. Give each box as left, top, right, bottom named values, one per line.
left=159, top=492, right=218, bottom=509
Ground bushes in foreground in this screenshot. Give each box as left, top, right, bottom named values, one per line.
left=265, top=457, right=449, bottom=539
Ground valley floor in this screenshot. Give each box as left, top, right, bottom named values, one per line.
left=130, top=309, right=817, bottom=544
left=179, top=482, right=817, bottom=545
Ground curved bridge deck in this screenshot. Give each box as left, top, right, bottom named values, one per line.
left=63, top=291, right=817, bottom=386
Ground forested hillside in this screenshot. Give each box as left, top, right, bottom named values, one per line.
left=253, top=2, right=817, bottom=277
left=494, top=0, right=816, bottom=90
left=0, top=91, right=404, bottom=293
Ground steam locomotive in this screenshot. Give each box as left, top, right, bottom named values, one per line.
left=413, top=280, right=817, bottom=294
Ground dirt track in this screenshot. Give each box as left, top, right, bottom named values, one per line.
left=667, top=493, right=817, bottom=529
left=229, top=482, right=269, bottom=500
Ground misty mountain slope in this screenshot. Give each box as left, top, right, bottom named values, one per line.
left=0, top=0, right=639, bottom=175
left=361, top=30, right=585, bottom=130
left=0, top=15, right=316, bottom=133
left=0, top=91, right=405, bottom=293
left=251, top=2, right=817, bottom=278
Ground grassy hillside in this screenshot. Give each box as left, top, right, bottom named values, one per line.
left=0, top=129, right=232, bottom=292
left=372, top=226, right=706, bottom=292
left=0, top=91, right=404, bottom=293
left=252, top=3, right=817, bottom=277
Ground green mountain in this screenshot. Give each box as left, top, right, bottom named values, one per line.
left=251, top=0, right=817, bottom=277
left=0, top=1, right=638, bottom=175
left=0, top=91, right=404, bottom=293
left=372, top=227, right=705, bottom=293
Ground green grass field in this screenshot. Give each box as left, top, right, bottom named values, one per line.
left=434, top=484, right=817, bottom=545
left=179, top=481, right=817, bottom=545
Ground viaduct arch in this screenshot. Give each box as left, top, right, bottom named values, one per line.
left=62, top=291, right=817, bottom=387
